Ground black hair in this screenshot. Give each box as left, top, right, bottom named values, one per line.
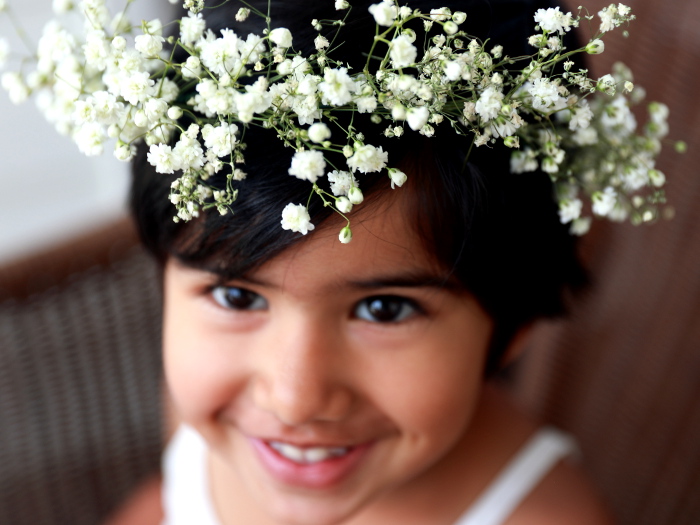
left=130, top=0, right=587, bottom=374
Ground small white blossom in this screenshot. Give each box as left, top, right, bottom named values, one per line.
left=289, top=149, right=326, bottom=182
left=390, top=35, right=418, bottom=68
left=453, top=11, right=467, bottom=24
left=570, top=217, right=592, bottom=235
left=202, top=122, right=238, bottom=157
left=314, top=35, right=329, bottom=50
left=53, top=0, right=74, bottom=14
left=558, top=199, right=582, bottom=223
left=534, top=7, right=574, bottom=35
left=585, top=39, right=604, bottom=54
left=135, top=33, right=164, bottom=56
left=527, top=78, right=566, bottom=112
left=475, top=86, right=504, bottom=121
left=235, top=8, right=250, bottom=22
left=319, top=67, right=356, bottom=106
left=338, top=225, right=353, bottom=243
left=406, top=106, right=430, bottom=131
left=269, top=27, right=293, bottom=48
left=388, top=168, right=407, bottom=188
left=430, top=8, right=451, bottom=21
left=336, top=196, right=353, bottom=213
left=510, top=148, right=538, bottom=173
left=308, top=122, right=331, bottom=143
left=347, top=144, right=388, bottom=173
left=335, top=0, right=350, bottom=10
left=368, top=1, right=397, bottom=26
left=74, top=122, right=105, bottom=156
left=592, top=186, right=618, bottom=216
left=328, top=170, right=357, bottom=196
left=569, top=99, right=593, bottom=130
left=180, top=12, right=206, bottom=46
left=597, top=74, right=616, bottom=96
left=348, top=186, right=364, bottom=204
left=281, top=203, right=315, bottom=235
left=1, top=72, right=29, bottom=104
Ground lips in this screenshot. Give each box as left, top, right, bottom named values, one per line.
left=249, top=437, right=372, bottom=489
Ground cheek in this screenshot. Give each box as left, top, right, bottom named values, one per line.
left=162, top=295, right=245, bottom=426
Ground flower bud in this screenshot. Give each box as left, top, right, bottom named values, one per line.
left=388, top=168, right=407, bottom=188
left=343, top=145, right=353, bottom=158
left=348, top=186, right=364, bottom=205
left=167, top=106, right=183, bottom=120
left=452, top=11, right=467, bottom=24
left=391, top=104, right=407, bottom=120
left=443, top=21, right=458, bottom=35
left=336, top=196, right=353, bottom=213
left=308, top=122, right=331, bottom=143
left=269, top=27, right=293, bottom=48
left=339, top=225, right=353, bottom=244
left=586, top=39, right=605, bottom=54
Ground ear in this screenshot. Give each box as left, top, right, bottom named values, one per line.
left=500, top=323, right=535, bottom=367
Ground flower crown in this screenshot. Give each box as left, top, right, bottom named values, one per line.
left=0, top=0, right=683, bottom=243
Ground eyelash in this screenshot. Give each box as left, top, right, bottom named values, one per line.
left=209, top=286, right=423, bottom=324
left=211, top=285, right=268, bottom=311
left=353, top=295, right=422, bottom=324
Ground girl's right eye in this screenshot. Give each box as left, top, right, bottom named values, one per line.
left=211, top=286, right=268, bottom=311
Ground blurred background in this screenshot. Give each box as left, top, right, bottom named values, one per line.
left=1, top=0, right=699, bottom=524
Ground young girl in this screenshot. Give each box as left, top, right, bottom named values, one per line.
left=3, top=0, right=666, bottom=521
left=122, top=1, right=619, bottom=523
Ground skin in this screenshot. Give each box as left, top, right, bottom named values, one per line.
left=157, top=197, right=615, bottom=525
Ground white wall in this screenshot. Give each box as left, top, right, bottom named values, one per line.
left=0, top=0, right=168, bottom=263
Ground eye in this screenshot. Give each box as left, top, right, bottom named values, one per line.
left=354, top=295, right=419, bottom=323
left=211, top=286, right=268, bottom=311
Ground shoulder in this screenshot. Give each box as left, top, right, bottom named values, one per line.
left=510, top=458, right=616, bottom=525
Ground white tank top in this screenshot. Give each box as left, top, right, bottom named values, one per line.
left=161, top=425, right=577, bottom=525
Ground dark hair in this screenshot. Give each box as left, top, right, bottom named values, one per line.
left=130, top=0, right=587, bottom=374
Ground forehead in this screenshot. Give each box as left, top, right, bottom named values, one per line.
left=241, top=195, right=447, bottom=292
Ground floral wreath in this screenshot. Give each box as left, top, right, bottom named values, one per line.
left=0, top=0, right=684, bottom=243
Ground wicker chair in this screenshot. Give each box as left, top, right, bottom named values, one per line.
left=0, top=219, right=164, bottom=525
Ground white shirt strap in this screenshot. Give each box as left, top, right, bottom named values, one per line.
left=454, top=427, right=578, bottom=525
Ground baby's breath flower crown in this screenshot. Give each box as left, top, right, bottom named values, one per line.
left=0, top=0, right=683, bottom=243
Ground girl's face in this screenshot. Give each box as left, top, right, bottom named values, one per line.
left=163, top=199, right=494, bottom=525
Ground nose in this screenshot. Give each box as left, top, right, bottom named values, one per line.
left=251, top=314, right=353, bottom=426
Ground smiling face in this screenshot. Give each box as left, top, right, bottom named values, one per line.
left=162, top=198, right=494, bottom=525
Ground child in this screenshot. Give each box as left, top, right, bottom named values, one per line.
left=3, top=0, right=667, bottom=521
left=125, top=1, right=618, bottom=523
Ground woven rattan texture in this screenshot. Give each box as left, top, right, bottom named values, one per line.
left=0, top=246, right=163, bottom=525
left=513, top=1, right=700, bottom=524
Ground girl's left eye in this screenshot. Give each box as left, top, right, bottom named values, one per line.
left=354, top=295, right=419, bottom=323
left=211, top=286, right=268, bottom=311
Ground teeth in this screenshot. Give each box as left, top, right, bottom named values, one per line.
left=269, top=441, right=349, bottom=464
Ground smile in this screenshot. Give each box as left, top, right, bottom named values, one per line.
left=268, top=441, right=351, bottom=464
left=249, top=437, right=372, bottom=489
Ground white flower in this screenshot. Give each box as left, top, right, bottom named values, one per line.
left=180, top=12, right=206, bottom=46
left=235, top=8, right=250, bottom=22
left=597, top=74, right=616, bottom=96
left=120, top=71, right=155, bottom=104
left=83, top=30, right=111, bottom=70
left=598, top=4, right=617, bottom=33
left=475, top=86, right=504, bottom=121
left=336, top=196, right=353, bottom=213
left=135, top=33, right=164, bottom=56
left=406, top=106, right=430, bottom=131
left=114, top=142, right=135, bottom=161
left=570, top=217, right=592, bottom=235
left=281, top=203, right=315, bottom=235
left=269, top=27, right=293, bottom=48
left=1, top=72, right=29, bottom=104
left=199, top=29, right=242, bottom=78
left=181, top=55, right=202, bottom=79
left=73, top=122, right=105, bottom=156
left=388, top=168, right=407, bottom=188
left=443, top=61, right=463, bottom=81
left=527, top=78, right=565, bottom=112
left=328, top=170, right=357, bottom=196
left=202, top=122, right=238, bottom=157
left=430, top=8, right=451, bottom=21
left=347, top=144, right=388, bottom=173
left=308, top=122, right=331, bottom=143
left=319, top=67, right=356, bottom=106
left=348, top=186, right=364, bottom=204
left=572, top=127, right=598, bottom=146
left=390, top=35, right=417, bottom=68
left=592, top=186, right=618, bottom=216
left=338, top=225, right=352, bottom=244
left=510, top=148, right=538, bottom=173
left=534, top=7, right=574, bottom=35
left=144, top=98, right=169, bottom=122
left=52, top=0, right=74, bottom=13
left=335, top=0, right=350, bottom=9
left=314, top=35, right=329, bottom=50
left=289, top=150, right=326, bottom=182
left=558, top=199, right=582, bottom=223
left=569, top=99, right=593, bottom=130
left=585, top=38, right=605, bottom=54
left=368, top=2, right=397, bottom=26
